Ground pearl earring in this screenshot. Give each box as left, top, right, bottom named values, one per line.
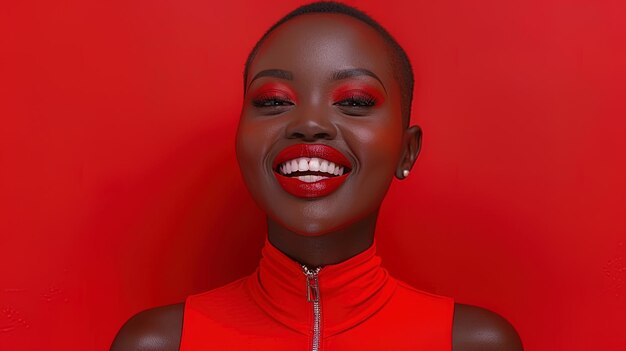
left=402, top=170, right=410, bottom=178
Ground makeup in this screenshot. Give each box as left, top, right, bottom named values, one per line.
left=273, top=144, right=352, bottom=198
left=250, top=82, right=297, bottom=101
left=331, top=84, right=385, bottom=106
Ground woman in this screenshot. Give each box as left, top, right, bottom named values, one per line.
left=111, top=2, right=523, bottom=350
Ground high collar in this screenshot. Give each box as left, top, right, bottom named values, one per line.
left=246, top=238, right=397, bottom=337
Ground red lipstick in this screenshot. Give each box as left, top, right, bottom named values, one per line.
left=273, top=144, right=351, bottom=169
left=273, top=144, right=352, bottom=198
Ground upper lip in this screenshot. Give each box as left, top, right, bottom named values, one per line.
left=272, top=144, right=353, bottom=171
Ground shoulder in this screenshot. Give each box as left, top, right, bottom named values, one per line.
left=110, top=303, right=184, bottom=351
left=452, top=303, right=523, bottom=351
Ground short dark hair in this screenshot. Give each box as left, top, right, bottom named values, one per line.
left=243, top=1, right=415, bottom=126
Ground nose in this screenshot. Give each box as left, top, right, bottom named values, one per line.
left=284, top=107, right=337, bottom=141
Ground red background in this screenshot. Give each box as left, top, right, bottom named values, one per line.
left=1, top=0, right=625, bottom=350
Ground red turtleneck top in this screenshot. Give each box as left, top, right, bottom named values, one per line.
left=180, top=240, right=454, bottom=350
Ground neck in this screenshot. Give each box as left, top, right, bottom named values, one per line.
left=267, top=212, right=378, bottom=267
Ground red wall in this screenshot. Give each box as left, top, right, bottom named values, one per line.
left=1, top=0, right=625, bottom=350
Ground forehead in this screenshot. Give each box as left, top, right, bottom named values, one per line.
left=248, top=14, right=395, bottom=87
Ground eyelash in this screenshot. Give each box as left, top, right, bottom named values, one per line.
left=252, top=97, right=295, bottom=108
left=250, top=92, right=378, bottom=115
left=334, top=95, right=377, bottom=108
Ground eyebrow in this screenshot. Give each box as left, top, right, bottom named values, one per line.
left=331, top=68, right=387, bottom=93
left=246, top=68, right=387, bottom=93
left=247, top=69, right=293, bottom=90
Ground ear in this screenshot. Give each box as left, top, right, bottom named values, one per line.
left=395, top=125, right=422, bottom=180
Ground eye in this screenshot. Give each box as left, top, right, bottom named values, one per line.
left=333, top=92, right=378, bottom=116
left=334, top=96, right=377, bottom=108
left=250, top=90, right=296, bottom=115
left=248, top=83, right=297, bottom=115
left=252, top=97, right=295, bottom=108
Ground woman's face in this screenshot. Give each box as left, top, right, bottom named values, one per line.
left=237, top=14, right=415, bottom=235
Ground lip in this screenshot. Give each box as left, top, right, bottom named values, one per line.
left=273, top=144, right=352, bottom=198
left=272, top=144, right=352, bottom=169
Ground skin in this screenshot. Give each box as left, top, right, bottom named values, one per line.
left=111, top=14, right=523, bottom=351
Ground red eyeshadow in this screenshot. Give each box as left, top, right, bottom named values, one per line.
left=331, top=84, right=385, bottom=104
left=250, top=82, right=297, bottom=102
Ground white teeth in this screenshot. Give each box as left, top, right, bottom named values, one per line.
left=320, top=160, right=328, bottom=172
left=296, top=175, right=329, bottom=183
left=290, top=159, right=299, bottom=173
left=309, top=158, right=320, bottom=172
left=279, top=157, right=348, bottom=177
left=298, top=158, right=309, bottom=172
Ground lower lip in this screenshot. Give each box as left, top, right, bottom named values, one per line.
left=275, top=173, right=349, bottom=198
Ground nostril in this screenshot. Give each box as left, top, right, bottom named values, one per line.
left=284, top=117, right=337, bottom=140
left=287, top=132, right=331, bottom=141
left=313, top=132, right=332, bottom=140
left=289, top=132, right=306, bottom=139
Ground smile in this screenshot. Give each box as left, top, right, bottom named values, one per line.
left=272, top=144, right=352, bottom=198
left=277, top=157, right=346, bottom=182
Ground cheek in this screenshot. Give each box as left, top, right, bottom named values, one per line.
left=355, top=125, right=402, bottom=150
left=236, top=118, right=264, bottom=177
left=348, top=120, right=404, bottom=171
left=235, top=114, right=283, bottom=181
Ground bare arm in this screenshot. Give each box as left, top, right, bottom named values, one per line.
left=110, top=303, right=184, bottom=351
left=111, top=301, right=521, bottom=350
left=452, top=303, right=523, bottom=351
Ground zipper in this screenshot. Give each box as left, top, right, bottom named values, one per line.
left=303, top=265, right=322, bottom=351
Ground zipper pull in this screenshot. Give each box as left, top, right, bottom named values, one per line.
left=303, top=266, right=321, bottom=303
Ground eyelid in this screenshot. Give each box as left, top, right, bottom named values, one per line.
left=334, top=90, right=375, bottom=100
left=249, top=82, right=298, bottom=103
left=330, top=85, right=385, bottom=104
left=254, top=89, right=295, bottom=101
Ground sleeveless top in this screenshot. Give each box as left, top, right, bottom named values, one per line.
left=181, top=240, right=454, bottom=350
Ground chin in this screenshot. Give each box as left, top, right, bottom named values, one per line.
left=268, top=207, right=375, bottom=237
left=270, top=216, right=334, bottom=236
